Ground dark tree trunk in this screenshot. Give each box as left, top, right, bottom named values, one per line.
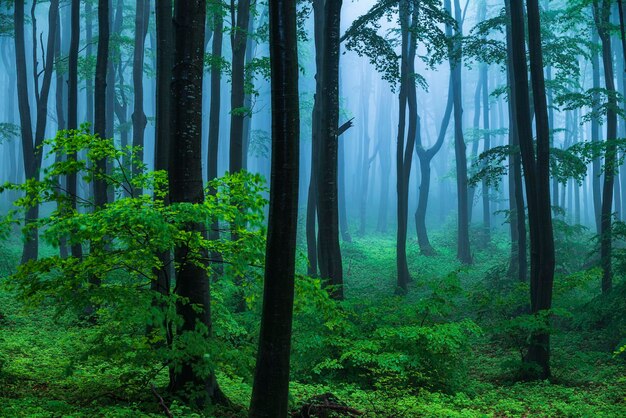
left=396, top=0, right=419, bottom=293
left=168, top=0, right=224, bottom=406
left=14, top=0, right=59, bottom=263
left=105, top=0, right=115, bottom=203
left=509, top=0, right=556, bottom=379
left=448, top=0, right=472, bottom=264
left=468, top=69, right=482, bottom=224
left=229, top=0, right=252, bottom=173
left=504, top=0, right=527, bottom=282
left=151, top=0, right=174, bottom=387
left=591, top=29, right=602, bottom=234
left=68, top=0, right=83, bottom=260
left=132, top=0, right=150, bottom=194
left=316, top=0, right=344, bottom=299
left=524, top=0, right=556, bottom=379
left=306, top=0, right=325, bottom=277
left=55, top=9, right=68, bottom=259
left=249, top=0, right=300, bottom=413
left=86, top=0, right=94, bottom=127
left=153, top=0, right=173, bottom=303
left=593, top=0, right=618, bottom=293
left=415, top=75, right=453, bottom=256
left=94, top=0, right=109, bottom=210
left=481, top=63, right=491, bottom=244
left=207, top=1, right=225, bottom=275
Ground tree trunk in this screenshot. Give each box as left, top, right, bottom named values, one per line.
left=481, top=63, right=491, bottom=244
left=168, top=0, right=224, bottom=406
left=14, top=0, right=59, bottom=263
left=132, top=0, right=150, bottom=194
left=316, top=0, right=344, bottom=299
left=448, top=0, right=472, bottom=264
left=229, top=0, right=252, bottom=173
left=249, top=0, right=300, bottom=413
left=415, top=75, right=453, bottom=256
left=505, top=0, right=527, bottom=282
left=68, top=0, right=83, bottom=259
left=395, top=0, right=416, bottom=293
left=593, top=0, right=618, bottom=293
left=591, top=29, right=602, bottom=234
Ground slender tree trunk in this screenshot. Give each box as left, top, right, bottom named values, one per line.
left=415, top=75, right=453, bottom=256
left=481, top=63, right=491, bottom=244
left=249, top=0, right=300, bottom=413
left=67, top=0, right=83, bottom=259
left=505, top=0, right=527, bottom=282
left=594, top=0, right=618, bottom=293
left=591, top=29, right=602, bottom=234
left=14, top=0, right=59, bottom=263
left=316, top=0, right=344, bottom=299
left=448, top=0, right=472, bottom=264
left=132, top=0, right=150, bottom=194
left=306, top=0, right=324, bottom=277
left=207, top=1, right=225, bottom=276
left=395, top=0, right=415, bottom=293
left=86, top=0, right=94, bottom=127
left=55, top=10, right=69, bottom=259
left=229, top=0, right=252, bottom=173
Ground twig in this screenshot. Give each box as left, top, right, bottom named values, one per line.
left=150, top=384, right=173, bottom=418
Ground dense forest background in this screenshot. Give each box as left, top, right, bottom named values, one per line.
left=0, top=0, right=625, bottom=416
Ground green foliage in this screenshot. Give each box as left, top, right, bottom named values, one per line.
left=1, top=128, right=268, bottom=404
left=343, top=0, right=453, bottom=89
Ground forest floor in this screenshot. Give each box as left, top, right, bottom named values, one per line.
left=1, top=225, right=625, bottom=417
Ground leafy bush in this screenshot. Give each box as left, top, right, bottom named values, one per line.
left=0, top=128, right=267, bottom=396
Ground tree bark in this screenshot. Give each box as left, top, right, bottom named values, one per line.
left=168, top=0, right=224, bottom=406
left=447, top=0, right=472, bottom=264
left=14, top=0, right=59, bottom=263
left=229, top=0, right=252, bottom=173
left=249, top=0, right=300, bottom=413
left=415, top=75, right=453, bottom=256
left=593, top=0, right=618, bottom=293
left=132, top=0, right=150, bottom=194
left=316, top=0, right=344, bottom=299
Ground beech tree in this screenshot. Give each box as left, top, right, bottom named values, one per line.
left=249, top=0, right=300, bottom=413
left=14, top=0, right=59, bottom=263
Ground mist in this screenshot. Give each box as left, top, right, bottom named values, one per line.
left=0, top=0, right=625, bottom=417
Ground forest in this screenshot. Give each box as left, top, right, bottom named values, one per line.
left=0, top=0, right=625, bottom=416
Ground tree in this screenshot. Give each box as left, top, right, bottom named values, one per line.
left=168, top=0, right=224, bottom=406
left=230, top=0, right=253, bottom=173
left=249, top=0, right=300, bottom=413
left=316, top=0, right=344, bottom=299
left=414, top=75, right=452, bottom=256
left=445, top=0, right=472, bottom=264
left=132, top=0, right=150, bottom=194
left=508, top=0, right=555, bottom=379
left=593, top=0, right=618, bottom=293
left=94, top=0, right=110, bottom=210
left=14, top=0, right=59, bottom=263
left=306, top=0, right=323, bottom=278
left=68, top=0, right=83, bottom=260
left=396, top=0, right=419, bottom=292
left=504, top=0, right=527, bottom=282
